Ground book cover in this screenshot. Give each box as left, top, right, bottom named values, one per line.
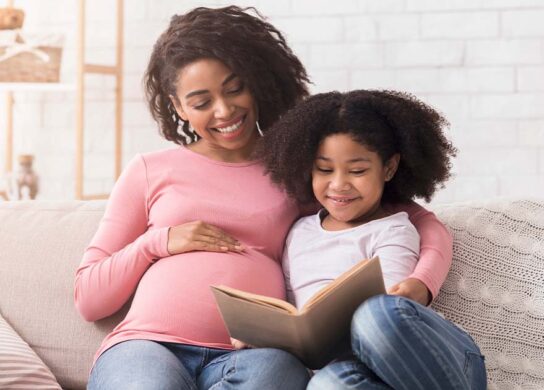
left=211, top=256, right=385, bottom=369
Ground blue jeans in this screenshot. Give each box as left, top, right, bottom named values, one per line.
left=308, top=295, right=487, bottom=390
left=88, top=340, right=310, bottom=389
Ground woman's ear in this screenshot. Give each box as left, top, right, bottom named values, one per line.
left=384, top=153, right=400, bottom=182
left=169, top=94, right=188, bottom=121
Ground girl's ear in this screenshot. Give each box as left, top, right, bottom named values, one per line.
left=169, top=94, right=188, bottom=121
left=384, top=153, right=400, bottom=182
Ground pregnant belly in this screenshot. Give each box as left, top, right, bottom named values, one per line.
left=122, top=250, right=285, bottom=343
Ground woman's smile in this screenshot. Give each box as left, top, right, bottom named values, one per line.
left=211, top=115, right=247, bottom=139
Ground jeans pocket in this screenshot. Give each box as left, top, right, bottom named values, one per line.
left=464, top=351, right=487, bottom=390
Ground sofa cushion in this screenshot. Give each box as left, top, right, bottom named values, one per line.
left=432, top=199, right=544, bottom=390
left=0, top=312, right=61, bottom=389
left=0, top=201, right=127, bottom=390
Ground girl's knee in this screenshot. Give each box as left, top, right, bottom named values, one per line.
left=351, top=295, right=418, bottom=355
left=352, top=294, right=417, bottom=329
left=352, top=295, right=394, bottom=331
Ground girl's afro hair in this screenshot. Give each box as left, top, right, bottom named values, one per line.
left=257, top=89, right=457, bottom=204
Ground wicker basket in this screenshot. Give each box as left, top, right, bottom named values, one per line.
left=0, top=8, right=24, bottom=30
left=0, top=30, right=63, bottom=82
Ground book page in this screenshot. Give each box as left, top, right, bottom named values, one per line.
left=301, top=258, right=372, bottom=313
left=210, top=285, right=299, bottom=315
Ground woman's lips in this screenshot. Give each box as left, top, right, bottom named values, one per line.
left=212, top=115, right=245, bottom=132
left=211, top=115, right=247, bottom=139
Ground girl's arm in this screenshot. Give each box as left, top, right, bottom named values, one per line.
left=74, top=155, right=170, bottom=322
left=372, top=223, right=420, bottom=291
left=385, top=201, right=453, bottom=305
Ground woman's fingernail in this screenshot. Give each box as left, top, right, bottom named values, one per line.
left=220, top=246, right=228, bottom=251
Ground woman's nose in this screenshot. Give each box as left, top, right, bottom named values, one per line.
left=214, top=98, right=234, bottom=119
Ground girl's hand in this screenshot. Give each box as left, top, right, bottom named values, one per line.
left=230, top=338, right=254, bottom=350
left=387, top=278, right=431, bottom=306
left=167, top=221, right=244, bottom=255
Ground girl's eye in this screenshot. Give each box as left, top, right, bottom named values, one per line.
left=350, top=170, right=367, bottom=175
left=315, top=167, right=332, bottom=173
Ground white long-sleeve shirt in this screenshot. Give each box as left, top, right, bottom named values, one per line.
left=283, top=210, right=420, bottom=310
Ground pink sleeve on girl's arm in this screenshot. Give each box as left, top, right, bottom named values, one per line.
left=74, top=155, right=170, bottom=322
left=386, top=201, right=453, bottom=301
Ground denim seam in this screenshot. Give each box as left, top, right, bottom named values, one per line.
left=208, top=352, right=237, bottom=390
left=402, top=300, right=467, bottom=389
left=197, top=347, right=208, bottom=377
left=463, top=351, right=485, bottom=374
left=376, top=297, right=436, bottom=389
left=354, top=316, right=408, bottom=389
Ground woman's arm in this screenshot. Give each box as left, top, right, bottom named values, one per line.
left=385, top=201, right=453, bottom=305
left=74, top=155, right=170, bottom=322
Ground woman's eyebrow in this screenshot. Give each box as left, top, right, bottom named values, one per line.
left=184, top=73, right=238, bottom=99
left=222, top=73, right=237, bottom=85
left=185, top=89, right=208, bottom=99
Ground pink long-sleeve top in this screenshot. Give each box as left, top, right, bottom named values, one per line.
left=74, top=146, right=452, bottom=363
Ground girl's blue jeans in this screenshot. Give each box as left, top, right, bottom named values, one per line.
left=88, top=339, right=310, bottom=389
left=308, top=295, right=487, bottom=390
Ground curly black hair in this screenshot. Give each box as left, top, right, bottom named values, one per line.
left=143, top=6, right=310, bottom=145
left=258, top=90, right=457, bottom=204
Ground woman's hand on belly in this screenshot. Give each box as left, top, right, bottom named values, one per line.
left=167, top=221, right=244, bottom=255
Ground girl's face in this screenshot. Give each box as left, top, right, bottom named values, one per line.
left=312, top=133, right=399, bottom=231
left=170, top=58, right=258, bottom=162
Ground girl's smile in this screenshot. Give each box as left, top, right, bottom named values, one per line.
left=326, top=195, right=361, bottom=206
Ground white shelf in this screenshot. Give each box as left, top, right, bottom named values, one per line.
left=0, top=82, right=76, bottom=92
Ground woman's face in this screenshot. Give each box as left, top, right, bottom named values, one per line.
left=171, top=58, right=259, bottom=162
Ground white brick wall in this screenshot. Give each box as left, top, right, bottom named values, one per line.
left=1, top=0, right=543, bottom=203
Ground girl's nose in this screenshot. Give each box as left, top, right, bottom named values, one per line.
left=330, top=174, right=351, bottom=191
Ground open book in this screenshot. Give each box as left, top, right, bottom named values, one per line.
left=211, top=256, right=385, bottom=369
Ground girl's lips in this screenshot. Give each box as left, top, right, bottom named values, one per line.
left=327, top=196, right=359, bottom=206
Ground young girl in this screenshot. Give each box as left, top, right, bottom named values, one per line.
left=259, top=90, right=487, bottom=389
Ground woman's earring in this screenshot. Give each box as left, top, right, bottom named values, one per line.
left=256, top=121, right=264, bottom=137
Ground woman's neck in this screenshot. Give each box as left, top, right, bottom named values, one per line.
left=186, top=139, right=256, bottom=163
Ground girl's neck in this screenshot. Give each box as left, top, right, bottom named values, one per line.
left=321, top=204, right=389, bottom=231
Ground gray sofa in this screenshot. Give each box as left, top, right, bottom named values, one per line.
left=0, top=198, right=543, bottom=389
